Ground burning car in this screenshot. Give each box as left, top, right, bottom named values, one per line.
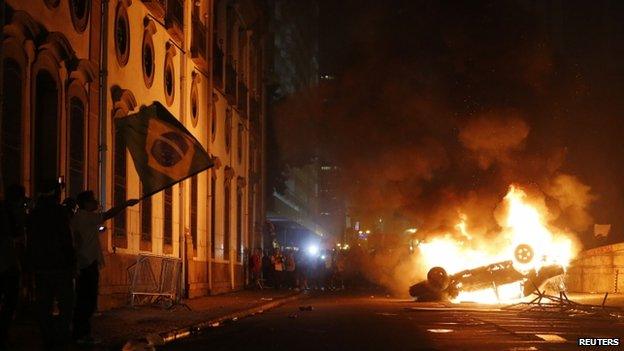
left=409, top=243, right=565, bottom=302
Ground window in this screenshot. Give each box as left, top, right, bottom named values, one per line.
left=164, top=52, right=175, bottom=105
left=113, top=119, right=127, bottom=246
left=115, top=3, right=130, bottom=66
left=190, top=5, right=207, bottom=68
left=70, top=0, right=90, bottom=33
left=223, top=180, right=230, bottom=260
left=68, top=97, right=85, bottom=198
left=44, top=0, right=60, bottom=9
left=213, top=0, right=224, bottom=87
left=34, top=71, right=59, bottom=195
left=142, top=29, right=155, bottom=88
left=210, top=174, right=216, bottom=258
left=164, top=187, right=173, bottom=247
left=1, top=59, right=22, bottom=191
left=165, top=0, right=184, bottom=43
left=236, top=189, right=242, bottom=262
left=141, top=187, right=152, bottom=247
left=211, top=94, right=217, bottom=141
left=190, top=75, right=199, bottom=127
left=190, top=175, right=198, bottom=250
left=225, top=108, right=232, bottom=153
left=237, top=123, right=243, bottom=163
left=224, top=5, right=237, bottom=100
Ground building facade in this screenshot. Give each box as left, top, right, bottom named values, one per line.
left=0, top=0, right=268, bottom=309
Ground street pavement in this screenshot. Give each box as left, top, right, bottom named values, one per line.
left=5, top=290, right=300, bottom=350
left=163, top=291, right=624, bottom=351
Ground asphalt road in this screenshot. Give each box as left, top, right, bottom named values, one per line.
left=163, top=291, right=624, bottom=351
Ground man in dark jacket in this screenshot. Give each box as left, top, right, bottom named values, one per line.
left=1, top=184, right=32, bottom=350
left=27, top=180, right=76, bottom=349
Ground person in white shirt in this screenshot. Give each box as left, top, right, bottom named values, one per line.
left=71, top=190, right=138, bottom=344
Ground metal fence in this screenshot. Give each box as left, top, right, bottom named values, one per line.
left=128, top=254, right=182, bottom=308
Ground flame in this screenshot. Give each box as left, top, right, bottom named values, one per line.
left=417, top=185, right=576, bottom=304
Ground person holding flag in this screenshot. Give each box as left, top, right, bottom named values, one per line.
left=70, top=190, right=138, bottom=344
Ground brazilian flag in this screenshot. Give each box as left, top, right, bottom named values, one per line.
left=115, top=101, right=213, bottom=198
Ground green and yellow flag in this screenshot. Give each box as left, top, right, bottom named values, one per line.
left=115, top=102, right=213, bottom=198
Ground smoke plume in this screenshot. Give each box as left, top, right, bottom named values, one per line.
left=268, top=0, right=624, bottom=293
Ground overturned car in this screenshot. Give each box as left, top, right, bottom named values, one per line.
left=409, top=244, right=565, bottom=301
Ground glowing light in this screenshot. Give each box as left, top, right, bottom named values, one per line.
left=427, top=329, right=453, bottom=333
left=307, top=245, right=319, bottom=256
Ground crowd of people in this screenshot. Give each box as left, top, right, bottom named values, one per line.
left=249, top=247, right=347, bottom=291
left=0, top=180, right=357, bottom=350
left=0, top=180, right=137, bottom=350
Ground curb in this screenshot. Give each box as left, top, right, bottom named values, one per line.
left=122, top=292, right=307, bottom=349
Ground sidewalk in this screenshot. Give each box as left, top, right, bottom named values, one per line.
left=6, top=289, right=304, bottom=350
left=94, top=289, right=302, bottom=348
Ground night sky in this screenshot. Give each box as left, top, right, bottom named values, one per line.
left=273, top=0, right=624, bottom=248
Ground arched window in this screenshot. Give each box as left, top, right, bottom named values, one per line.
left=113, top=119, right=127, bottom=247
left=70, top=0, right=91, bottom=33
left=225, top=108, right=232, bottom=153
left=68, top=97, right=86, bottom=198
left=115, top=2, right=130, bottom=66
left=164, top=51, right=175, bottom=105
left=1, top=59, right=23, bottom=191
left=210, top=172, right=216, bottom=258
left=211, top=93, right=218, bottom=142
left=142, top=30, right=155, bottom=88
left=110, top=85, right=136, bottom=249
left=236, top=187, right=242, bottom=262
left=190, top=75, right=199, bottom=127
left=140, top=185, right=152, bottom=251
left=223, top=179, right=231, bottom=260
left=34, top=70, right=59, bottom=194
left=190, top=175, right=198, bottom=251
left=237, top=123, right=243, bottom=163
left=163, top=186, right=173, bottom=254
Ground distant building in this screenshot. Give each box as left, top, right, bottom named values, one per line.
left=265, top=0, right=324, bottom=247
left=1, top=0, right=269, bottom=308
left=318, top=164, right=346, bottom=241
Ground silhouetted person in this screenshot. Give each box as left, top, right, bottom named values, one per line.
left=62, top=197, right=78, bottom=220
left=71, top=190, right=138, bottom=344
left=285, top=252, right=296, bottom=289
left=249, top=248, right=263, bottom=289
left=0, top=185, right=26, bottom=350
left=28, top=180, right=76, bottom=349
left=262, top=250, right=273, bottom=288
left=271, top=249, right=284, bottom=289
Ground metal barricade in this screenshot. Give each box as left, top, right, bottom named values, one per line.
left=128, top=254, right=182, bottom=307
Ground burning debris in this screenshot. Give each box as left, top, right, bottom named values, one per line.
left=503, top=291, right=624, bottom=321
left=411, top=185, right=578, bottom=304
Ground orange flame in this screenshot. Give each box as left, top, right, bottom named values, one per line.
left=417, top=185, right=577, bottom=304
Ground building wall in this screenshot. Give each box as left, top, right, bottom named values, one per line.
left=1, top=0, right=267, bottom=309
left=565, top=243, right=624, bottom=294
